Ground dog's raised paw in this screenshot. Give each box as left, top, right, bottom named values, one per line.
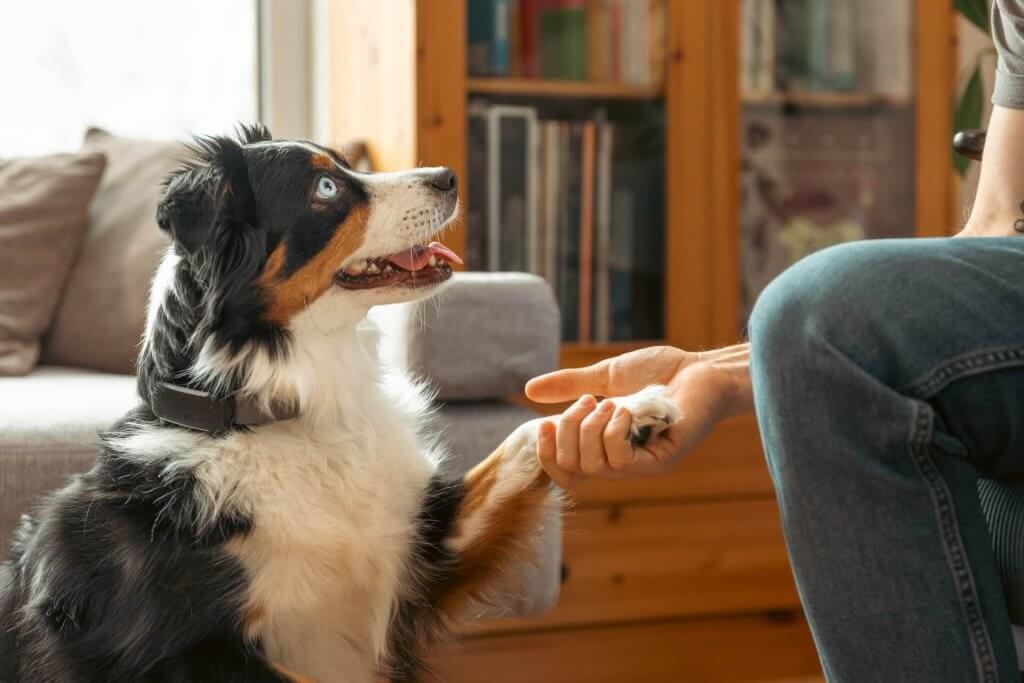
left=614, top=385, right=681, bottom=446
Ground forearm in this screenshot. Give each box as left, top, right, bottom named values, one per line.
left=961, top=105, right=1024, bottom=237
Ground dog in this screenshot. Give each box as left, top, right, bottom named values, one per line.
left=0, top=125, right=678, bottom=682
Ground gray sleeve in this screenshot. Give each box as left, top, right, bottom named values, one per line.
left=993, top=0, right=1024, bottom=108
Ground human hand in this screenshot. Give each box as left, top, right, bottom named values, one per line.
left=526, top=345, right=752, bottom=487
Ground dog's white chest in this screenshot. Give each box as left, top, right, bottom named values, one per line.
left=208, top=418, right=435, bottom=682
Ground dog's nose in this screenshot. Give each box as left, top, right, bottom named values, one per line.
left=426, top=168, right=457, bottom=193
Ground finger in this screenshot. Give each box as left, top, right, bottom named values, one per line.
left=603, top=406, right=637, bottom=472
left=579, top=400, right=616, bottom=476
left=540, top=420, right=578, bottom=489
left=525, top=361, right=610, bottom=403
left=536, top=420, right=576, bottom=489
left=555, top=394, right=597, bottom=473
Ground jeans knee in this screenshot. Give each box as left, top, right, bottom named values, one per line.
left=748, top=241, right=884, bottom=379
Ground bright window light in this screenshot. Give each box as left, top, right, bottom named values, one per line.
left=0, top=1, right=258, bottom=156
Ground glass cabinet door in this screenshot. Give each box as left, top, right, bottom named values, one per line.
left=738, top=0, right=916, bottom=326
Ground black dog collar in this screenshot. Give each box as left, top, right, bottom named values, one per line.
left=152, top=382, right=298, bottom=434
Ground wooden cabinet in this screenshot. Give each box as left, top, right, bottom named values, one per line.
left=326, top=1, right=959, bottom=680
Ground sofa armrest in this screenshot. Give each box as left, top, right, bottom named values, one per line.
left=371, top=272, right=560, bottom=401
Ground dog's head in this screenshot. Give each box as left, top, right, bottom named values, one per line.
left=157, top=125, right=460, bottom=318
left=144, top=125, right=460, bottom=403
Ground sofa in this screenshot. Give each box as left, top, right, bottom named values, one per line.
left=0, top=130, right=562, bottom=618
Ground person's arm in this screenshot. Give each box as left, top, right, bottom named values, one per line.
left=960, top=106, right=1024, bottom=237
left=526, top=344, right=754, bottom=487
left=961, top=0, right=1024, bottom=237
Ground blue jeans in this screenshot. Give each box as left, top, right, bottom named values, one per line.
left=748, top=237, right=1024, bottom=682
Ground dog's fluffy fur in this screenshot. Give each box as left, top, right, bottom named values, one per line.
left=0, top=125, right=676, bottom=682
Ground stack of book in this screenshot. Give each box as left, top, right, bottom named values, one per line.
left=467, top=101, right=664, bottom=343
left=468, top=0, right=665, bottom=87
left=741, top=0, right=911, bottom=97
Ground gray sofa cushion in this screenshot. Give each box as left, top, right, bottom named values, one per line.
left=0, top=367, right=139, bottom=549
left=372, top=272, right=560, bottom=401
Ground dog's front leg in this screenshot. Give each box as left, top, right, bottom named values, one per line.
left=436, top=417, right=557, bottom=615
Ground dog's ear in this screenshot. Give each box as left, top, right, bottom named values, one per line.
left=157, top=134, right=260, bottom=255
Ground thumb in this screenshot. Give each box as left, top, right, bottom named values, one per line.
left=525, top=361, right=609, bottom=403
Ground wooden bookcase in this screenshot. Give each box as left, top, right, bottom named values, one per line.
left=327, top=1, right=958, bottom=681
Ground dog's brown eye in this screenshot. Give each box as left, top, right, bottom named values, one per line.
left=315, top=175, right=338, bottom=200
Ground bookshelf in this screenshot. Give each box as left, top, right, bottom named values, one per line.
left=327, top=0, right=958, bottom=680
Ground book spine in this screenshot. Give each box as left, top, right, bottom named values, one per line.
left=486, top=108, right=502, bottom=271
left=594, top=121, right=613, bottom=343
left=467, top=0, right=495, bottom=76
left=466, top=105, right=490, bottom=270
left=563, top=0, right=587, bottom=81
left=520, top=0, right=542, bottom=78
left=525, top=110, right=540, bottom=274
left=608, top=0, right=622, bottom=83
left=577, top=121, right=596, bottom=343
left=509, top=0, right=523, bottom=77
left=543, top=122, right=560, bottom=284
left=586, top=0, right=606, bottom=82
left=492, top=0, right=511, bottom=76
left=540, top=1, right=564, bottom=78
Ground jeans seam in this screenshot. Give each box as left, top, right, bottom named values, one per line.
left=909, top=401, right=1000, bottom=682
left=902, top=347, right=1024, bottom=400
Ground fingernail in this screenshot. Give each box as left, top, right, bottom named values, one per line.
left=598, top=400, right=614, bottom=412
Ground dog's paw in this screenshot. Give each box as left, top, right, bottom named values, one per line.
left=613, top=385, right=681, bottom=447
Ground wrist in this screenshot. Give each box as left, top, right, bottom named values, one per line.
left=678, top=345, right=754, bottom=420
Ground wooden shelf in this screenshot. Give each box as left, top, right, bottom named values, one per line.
left=742, top=90, right=912, bottom=108
left=468, top=77, right=663, bottom=100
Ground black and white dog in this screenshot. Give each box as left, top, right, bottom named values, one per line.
left=0, top=125, right=676, bottom=682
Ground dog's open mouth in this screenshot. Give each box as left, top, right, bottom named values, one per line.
left=335, top=242, right=463, bottom=290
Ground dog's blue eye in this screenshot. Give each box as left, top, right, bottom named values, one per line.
left=315, top=176, right=338, bottom=199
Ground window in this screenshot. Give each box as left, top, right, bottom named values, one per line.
left=0, top=1, right=258, bottom=156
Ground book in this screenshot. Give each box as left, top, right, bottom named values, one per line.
left=539, top=0, right=587, bottom=80
left=467, top=0, right=495, bottom=76
left=520, top=0, right=542, bottom=78
left=585, top=0, right=608, bottom=82
left=594, top=121, right=613, bottom=342
left=466, top=102, right=490, bottom=269
left=542, top=121, right=560, bottom=282
left=486, top=105, right=539, bottom=272
left=509, top=0, right=524, bottom=77
left=492, top=0, right=511, bottom=76
left=577, top=120, right=596, bottom=343
left=558, top=122, right=579, bottom=341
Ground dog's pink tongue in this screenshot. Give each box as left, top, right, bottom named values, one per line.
left=385, top=242, right=463, bottom=271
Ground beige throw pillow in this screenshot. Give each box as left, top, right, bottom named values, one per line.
left=0, top=152, right=106, bottom=376
left=42, top=129, right=185, bottom=375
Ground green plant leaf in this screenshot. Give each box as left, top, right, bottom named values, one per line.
left=953, top=62, right=986, bottom=176
left=955, top=0, right=990, bottom=35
